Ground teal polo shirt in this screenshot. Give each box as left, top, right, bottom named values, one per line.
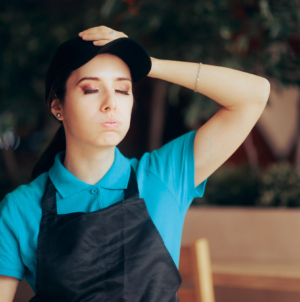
left=0, top=130, right=207, bottom=293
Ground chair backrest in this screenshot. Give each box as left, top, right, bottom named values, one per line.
left=191, top=238, right=215, bottom=302
left=178, top=238, right=215, bottom=302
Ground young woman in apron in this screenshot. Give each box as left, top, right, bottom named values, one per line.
left=0, top=25, right=270, bottom=302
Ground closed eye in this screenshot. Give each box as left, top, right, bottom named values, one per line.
left=115, top=89, right=130, bottom=95
left=84, top=89, right=98, bottom=94
left=84, top=89, right=130, bottom=95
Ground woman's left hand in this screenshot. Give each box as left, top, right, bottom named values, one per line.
left=78, top=25, right=158, bottom=78
left=78, top=26, right=128, bottom=46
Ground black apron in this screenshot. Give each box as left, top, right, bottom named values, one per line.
left=29, top=167, right=182, bottom=302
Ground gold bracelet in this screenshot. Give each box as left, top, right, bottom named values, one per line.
left=194, top=62, right=202, bottom=92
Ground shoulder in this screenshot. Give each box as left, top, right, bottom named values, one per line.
left=128, top=131, right=207, bottom=212
left=5, top=172, right=48, bottom=211
left=133, top=131, right=197, bottom=176
left=128, top=130, right=198, bottom=195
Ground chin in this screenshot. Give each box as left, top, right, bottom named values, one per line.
left=97, top=131, right=124, bottom=147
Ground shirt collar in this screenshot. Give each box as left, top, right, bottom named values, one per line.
left=48, top=147, right=131, bottom=199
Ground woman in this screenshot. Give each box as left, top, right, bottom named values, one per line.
left=0, top=25, right=270, bottom=301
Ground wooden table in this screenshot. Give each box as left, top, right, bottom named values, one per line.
left=178, top=244, right=300, bottom=301
left=212, top=262, right=300, bottom=292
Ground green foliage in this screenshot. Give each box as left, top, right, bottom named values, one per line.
left=2, top=0, right=300, bottom=135
left=256, top=162, right=300, bottom=207
left=182, top=92, right=220, bottom=128
left=112, top=0, right=300, bottom=127
left=1, top=1, right=300, bottom=205
left=0, top=0, right=107, bottom=137
left=193, top=164, right=261, bottom=206
left=193, top=162, right=300, bottom=207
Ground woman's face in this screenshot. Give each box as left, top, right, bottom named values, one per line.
left=56, top=53, right=134, bottom=149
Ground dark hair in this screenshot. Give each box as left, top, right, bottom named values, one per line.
left=31, top=69, right=136, bottom=182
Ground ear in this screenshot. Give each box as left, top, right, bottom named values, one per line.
left=51, top=97, right=64, bottom=120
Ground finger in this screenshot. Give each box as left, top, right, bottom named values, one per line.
left=80, top=33, right=114, bottom=41
left=93, top=40, right=111, bottom=46
left=79, top=27, right=128, bottom=39
left=80, top=31, right=126, bottom=41
left=79, top=33, right=103, bottom=40
left=79, top=25, right=111, bottom=36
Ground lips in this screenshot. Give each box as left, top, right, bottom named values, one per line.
left=101, top=119, right=121, bottom=129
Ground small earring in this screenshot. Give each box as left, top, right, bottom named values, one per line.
left=56, top=113, right=61, bottom=118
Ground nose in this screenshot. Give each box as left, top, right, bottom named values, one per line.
left=100, top=88, right=117, bottom=113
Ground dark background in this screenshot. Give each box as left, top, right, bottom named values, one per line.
left=1, top=0, right=300, bottom=206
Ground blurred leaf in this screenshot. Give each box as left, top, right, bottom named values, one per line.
left=256, top=162, right=300, bottom=207
left=193, top=162, right=300, bottom=207
left=183, top=93, right=219, bottom=128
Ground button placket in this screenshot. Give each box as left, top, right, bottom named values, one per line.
left=89, top=186, right=102, bottom=209
left=90, top=188, right=98, bottom=195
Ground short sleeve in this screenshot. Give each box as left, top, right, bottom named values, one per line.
left=145, top=131, right=207, bottom=213
left=0, top=193, right=25, bottom=280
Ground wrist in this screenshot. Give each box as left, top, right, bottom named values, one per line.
left=147, top=57, right=160, bottom=79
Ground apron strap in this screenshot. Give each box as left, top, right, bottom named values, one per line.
left=124, top=166, right=140, bottom=200
left=41, top=176, right=57, bottom=214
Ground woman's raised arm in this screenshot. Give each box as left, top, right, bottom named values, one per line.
left=78, top=26, right=270, bottom=187
left=148, top=58, right=270, bottom=186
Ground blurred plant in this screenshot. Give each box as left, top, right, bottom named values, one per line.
left=193, top=162, right=300, bottom=207
left=110, top=0, right=300, bottom=121
left=0, top=0, right=106, bottom=140
left=182, top=93, right=220, bottom=129
left=2, top=0, right=300, bottom=136
left=193, top=164, right=261, bottom=206
left=256, top=161, right=300, bottom=207
left=1, top=0, right=300, bottom=202
left=109, top=0, right=300, bottom=166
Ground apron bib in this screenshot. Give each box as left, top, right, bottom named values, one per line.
left=29, top=167, right=182, bottom=302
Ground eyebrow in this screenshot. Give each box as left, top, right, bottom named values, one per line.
left=76, top=77, right=132, bottom=86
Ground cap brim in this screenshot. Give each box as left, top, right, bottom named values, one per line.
left=62, top=37, right=152, bottom=84
left=45, top=36, right=151, bottom=102
left=94, top=37, right=152, bottom=83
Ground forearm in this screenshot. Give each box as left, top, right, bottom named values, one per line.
left=148, top=57, right=270, bottom=110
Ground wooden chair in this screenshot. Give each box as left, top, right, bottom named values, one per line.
left=178, top=238, right=215, bottom=302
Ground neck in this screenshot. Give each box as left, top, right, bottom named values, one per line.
left=63, top=143, right=115, bottom=185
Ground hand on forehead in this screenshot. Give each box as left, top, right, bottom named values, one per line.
left=78, top=25, right=129, bottom=46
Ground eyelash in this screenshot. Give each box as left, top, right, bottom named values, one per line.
left=84, top=89, right=129, bottom=95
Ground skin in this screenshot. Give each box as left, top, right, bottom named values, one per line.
left=76, top=26, right=270, bottom=188
left=51, top=52, right=134, bottom=185
left=1, top=26, right=271, bottom=300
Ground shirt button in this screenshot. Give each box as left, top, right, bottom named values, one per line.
left=91, top=188, right=98, bottom=195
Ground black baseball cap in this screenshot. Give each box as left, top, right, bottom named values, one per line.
left=45, top=36, right=152, bottom=102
